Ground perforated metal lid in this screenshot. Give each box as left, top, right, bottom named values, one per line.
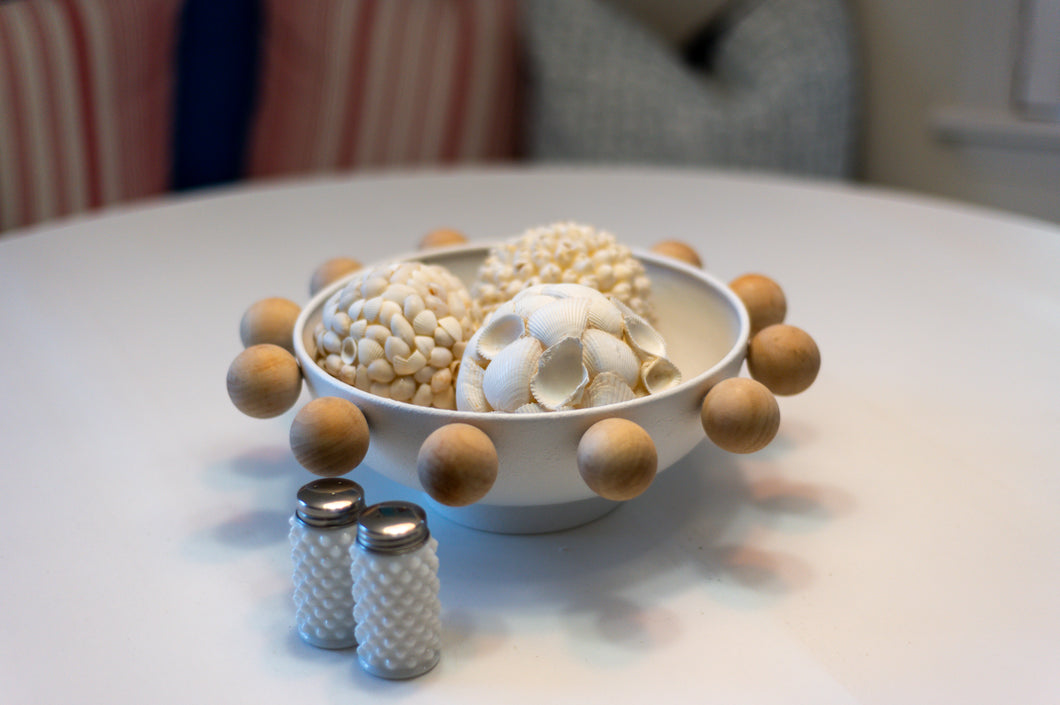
left=295, top=478, right=365, bottom=528
left=356, top=501, right=430, bottom=554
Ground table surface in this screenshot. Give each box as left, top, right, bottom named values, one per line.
left=2, top=167, right=1058, bottom=704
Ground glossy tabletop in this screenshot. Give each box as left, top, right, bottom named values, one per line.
left=1, top=167, right=1058, bottom=703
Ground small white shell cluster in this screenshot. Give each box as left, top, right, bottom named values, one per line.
left=313, top=261, right=479, bottom=409
left=471, top=221, right=654, bottom=322
left=456, top=284, right=681, bottom=413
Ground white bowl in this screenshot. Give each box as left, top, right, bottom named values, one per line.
left=293, top=244, right=749, bottom=533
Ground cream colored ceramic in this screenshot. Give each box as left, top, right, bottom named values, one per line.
left=293, top=244, right=749, bottom=532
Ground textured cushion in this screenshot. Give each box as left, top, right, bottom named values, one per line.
left=0, top=0, right=181, bottom=231
left=523, top=0, right=859, bottom=178
left=249, top=0, right=520, bottom=179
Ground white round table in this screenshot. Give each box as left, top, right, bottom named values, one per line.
left=2, top=168, right=1057, bottom=703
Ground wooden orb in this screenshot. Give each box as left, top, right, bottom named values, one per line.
left=417, top=423, right=498, bottom=506
left=650, top=240, right=702, bottom=267
left=747, top=324, right=820, bottom=396
left=310, top=257, right=362, bottom=296
left=226, top=344, right=302, bottom=418
left=419, top=228, right=468, bottom=250
left=577, top=418, right=657, bottom=501
left=239, top=297, right=301, bottom=353
left=729, top=273, right=787, bottom=335
left=700, top=377, right=780, bottom=454
left=290, top=397, right=370, bottom=477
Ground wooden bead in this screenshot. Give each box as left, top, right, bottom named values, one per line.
left=289, top=397, right=370, bottom=477
left=417, top=423, right=498, bottom=506
left=747, top=324, right=820, bottom=396
left=577, top=418, right=657, bottom=501
left=310, top=257, right=362, bottom=296
left=650, top=240, right=702, bottom=267
left=729, top=273, right=787, bottom=335
left=700, top=377, right=780, bottom=454
left=239, top=297, right=301, bottom=353
left=419, top=228, right=468, bottom=249
left=226, top=344, right=302, bottom=418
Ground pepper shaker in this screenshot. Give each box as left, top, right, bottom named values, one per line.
left=351, top=501, right=441, bottom=679
left=289, top=478, right=365, bottom=649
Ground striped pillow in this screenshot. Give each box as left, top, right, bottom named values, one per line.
left=0, top=0, right=180, bottom=232
left=248, top=0, right=520, bottom=178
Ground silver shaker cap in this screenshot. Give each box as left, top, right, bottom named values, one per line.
left=356, top=501, right=430, bottom=554
left=295, top=478, right=366, bottom=528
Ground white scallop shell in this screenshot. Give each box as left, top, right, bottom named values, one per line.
left=613, top=298, right=667, bottom=360
left=392, top=349, right=427, bottom=376
left=511, top=293, right=557, bottom=319
left=581, top=328, right=640, bottom=388
left=587, top=297, right=624, bottom=336
left=527, top=297, right=590, bottom=349
left=585, top=371, right=638, bottom=407
left=482, top=337, right=544, bottom=412
left=475, top=312, right=525, bottom=360
left=513, top=402, right=545, bottom=413
left=641, top=356, right=682, bottom=394
left=455, top=361, right=490, bottom=412
left=531, top=337, right=589, bottom=410
left=357, top=338, right=384, bottom=366
left=412, top=309, right=437, bottom=337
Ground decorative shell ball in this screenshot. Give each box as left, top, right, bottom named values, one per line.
left=455, top=283, right=681, bottom=413
left=470, top=222, right=654, bottom=323
left=312, top=261, right=480, bottom=409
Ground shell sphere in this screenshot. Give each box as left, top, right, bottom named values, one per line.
left=240, top=297, right=301, bottom=352
left=729, top=274, right=786, bottom=335
left=310, top=257, right=363, bottom=296
left=417, top=423, right=499, bottom=506
left=577, top=418, right=658, bottom=501
left=290, top=397, right=370, bottom=477
left=227, top=344, right=303, bottom=418
left=700, top=377, right=780, bottom=453
left=747, top=324, right=820, bottom=395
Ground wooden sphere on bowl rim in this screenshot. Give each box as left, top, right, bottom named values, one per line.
left=417, top=423, right=498, bottom=506
left=239, top=297, right=301, bottom=353
left=419, top=228, right=468, bottom=250
left=226, top=344, right=302, bottom=418
left=700, top=377, right=780, bottom=454
left=577, top=418, right=657, bottom=501
left=310, top=257, right=362, bottom=296
left=747, top=324, right=821, bottom=396
left=650, top=239, right=702, bottom=267
left=290, top=396, right=370, bottom=477
left=729, top=273, right=786, bottom=335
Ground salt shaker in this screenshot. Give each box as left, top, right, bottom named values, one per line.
left=351, top=501, right=441, bottom=679
left=289, top=478, right=365, bottom=649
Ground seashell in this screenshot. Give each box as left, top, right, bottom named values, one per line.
left=355, top=364, right=370, bottom=390
left=392, top=349, right=427, bottom=376
left=340, top=337, right=357, bottom=365
left=585, top=372, right=637, bottom=408
left=412, top=309, right=437, bottom=336
left=361, top=296, right=383, bottom=322
left=527, top=297, right=590, bottom=349
left=414, top=335, right=436, bottom=357
left=513, top=402, right=545, bottom=413
left=475, top=312, right=525, bottom=360
left=587, top=297, right=624, bottom=336
left=365, top=324, right=390, bottom=344
left=403, top=294, right=425, bottom=321
left=357, top=338, right=384, bottom=366
left=438, top=316, right=463, bottom=343
left=613, top=298, right=667, bottom=360
left=531, top=336, right=589, bottom=410
left=384, top=336, right=411, bottom=364
left=482, top=336, right=543, bottom=412
left=425, top=294, right=448, bottom=318
left=581, top=328, right=640, bottom=387
left=321, top=330, right=341, bottom=355
left=377, top=299, right=402, bottom=327
left=490, top=300, right=518, bottom=319
left=382, top=283, right=415, bottom=304
left=641, top=356, right=682, bottom=394
left=430, top=367, right=452, bottom=394
left=360, top=276, right=389, bottom=298
left=348, top=318, right=367, bottom=341
left=367, top=359, right=396, bottom=383
left=511, top=293, right=556, bottom=319
left=455, top=361, right=490, bottom=412
left=412, top=383, right=433, bottom=407
left=447, top=291, right=467, bottom=320
left=332, top=312, right=352, bottom=337
left=414, top=364, right=436, bottom=384
left=389, top=376, right=416, bottom=402
left=389, top=314, right=415, bottom=346
left=347, top=298, right=365, bottom=321
left=428, top=346, right=453, bottom=370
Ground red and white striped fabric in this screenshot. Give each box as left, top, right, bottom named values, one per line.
left=249, top=0, right=521, bottom=179
left=0, top=0, right=180, bottom=232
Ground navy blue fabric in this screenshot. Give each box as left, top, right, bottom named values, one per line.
left=172, top=0, right=261, bottom=191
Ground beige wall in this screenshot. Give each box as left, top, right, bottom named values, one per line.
left=848, top=0, right=1060, bottom=224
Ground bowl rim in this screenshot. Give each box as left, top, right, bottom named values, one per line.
left=292, top=242, right=750, bottom=421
